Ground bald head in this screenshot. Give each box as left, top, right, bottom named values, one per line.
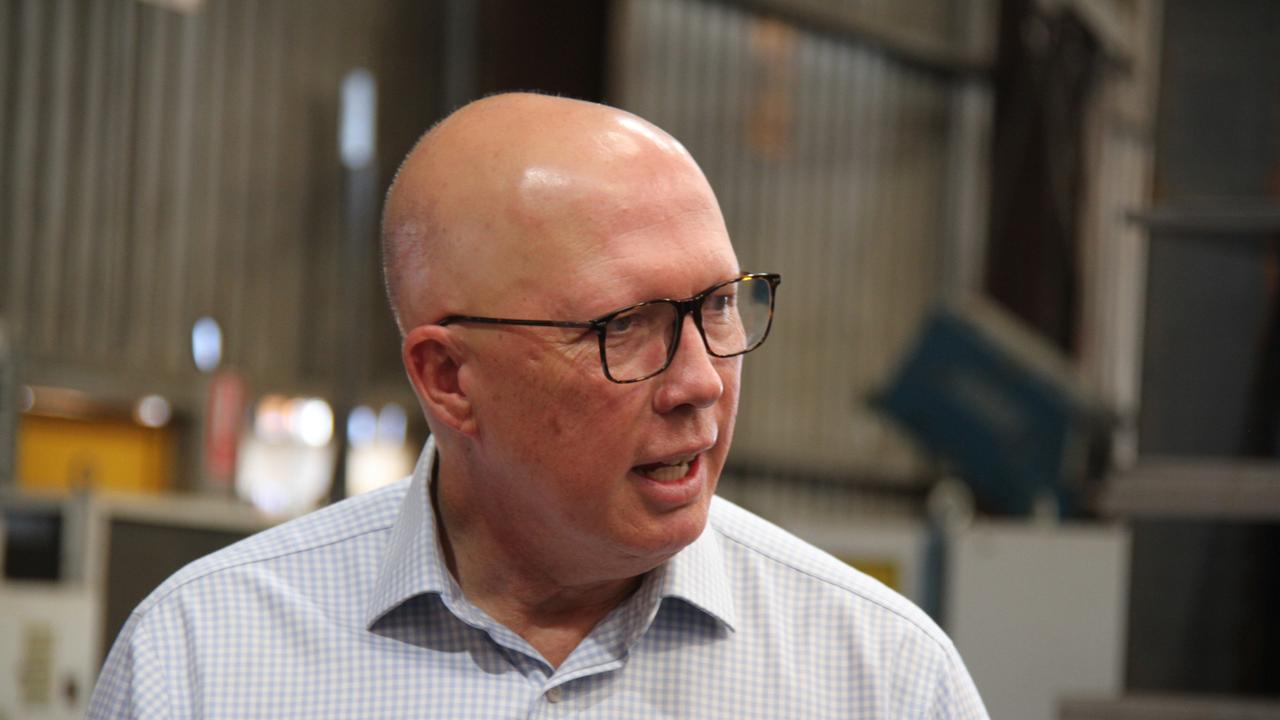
left=380, top=93, right=726, bottom=335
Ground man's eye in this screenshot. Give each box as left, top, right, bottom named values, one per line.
left=607, top=315, right=637, bottom=334
left=707, top=293, right=736, bottom=313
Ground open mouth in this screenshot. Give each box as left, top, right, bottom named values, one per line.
left=633, top=455, right=697, bottom=482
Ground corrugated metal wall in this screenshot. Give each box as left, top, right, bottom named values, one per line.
left=3, top=0, right=1000, bottom=487
left=613, top=0, right=993, bottom=481
left=0, top=0, right=437, bottom=405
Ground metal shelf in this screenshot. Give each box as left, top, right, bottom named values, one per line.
left=1128, top=203, right=1280, bottom=237
left=1102, top=458, right=1280, bottom=521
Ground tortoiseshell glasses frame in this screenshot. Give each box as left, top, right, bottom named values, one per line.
left=439, top=272, right=781, bottom=383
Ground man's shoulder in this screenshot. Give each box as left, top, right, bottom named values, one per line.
left=134, top=477, right=413, bottom=616
left=707, top=495, right=950, bottom=648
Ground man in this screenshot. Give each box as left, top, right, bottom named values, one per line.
left=89, top=93, right=988, bottom=718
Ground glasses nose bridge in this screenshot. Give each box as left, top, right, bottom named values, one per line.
left=673, top=296, right=701, bottom=321
left=668, top=295, right=711, bottom=354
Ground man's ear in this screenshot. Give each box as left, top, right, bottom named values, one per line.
left=402, top=325, right=477, bottom=437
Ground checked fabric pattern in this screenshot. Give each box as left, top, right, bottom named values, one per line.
left=88, top=439, right=988, bottom=719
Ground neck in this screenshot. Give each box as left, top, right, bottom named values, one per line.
left=431, top=460, right=643, bottom=668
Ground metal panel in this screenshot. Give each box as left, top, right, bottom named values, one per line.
left=727, top=0, right=991, bottom=75
left=4, top=0, right=46, bottom=345
left=613, top=0, right=990, bottom=480
left=0, top=0, right=439, bottom=408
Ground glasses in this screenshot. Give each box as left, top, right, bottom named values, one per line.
left=440, top=273, right=781, bottom=383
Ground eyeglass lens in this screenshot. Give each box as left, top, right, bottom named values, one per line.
left=602, top=276, right=774, bottom=382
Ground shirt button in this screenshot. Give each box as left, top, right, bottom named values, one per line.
left=545, top=686, right=563, bottom=703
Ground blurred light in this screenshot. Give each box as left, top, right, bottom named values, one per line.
left=247, top=478, right=292, bottom=517
left=253, top=394, right=290, bottom=442
left=339, top=69, right=376, bottom=170
left=138, top=0, right=205, bottom=13
left=376, top=402, right=407, bottom=445
left=135, top=394, right=172, bottom=428
left=294, top=398, right=334, bottom=447
left=191, top=317, right=223, bottom=373
left=346, top=442, right=414, bottom=497
left=347, top=405, right=377, bottom=447
left=19, top=385, right=35, bottom=412
left=20, top=385, right=95, bottom=419
left=236, top=431, right=335, bottom=518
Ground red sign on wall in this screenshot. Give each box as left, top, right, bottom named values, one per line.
left=204, top=370, right=245, bottom=485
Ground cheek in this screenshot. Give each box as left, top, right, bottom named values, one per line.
left=545, top=381, right=646, bottom=456
left=544, top=349, right=625, bottom=429
left=474, top=337, right=645, bottom=458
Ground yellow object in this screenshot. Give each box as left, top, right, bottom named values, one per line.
left=839, top=556, right=901, bottom=593
left=17, top=414, right=173, bottom=493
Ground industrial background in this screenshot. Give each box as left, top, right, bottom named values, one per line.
left=2, top=0, right=1278, bottom=718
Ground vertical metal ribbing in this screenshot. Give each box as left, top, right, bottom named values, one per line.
left=2, top=0, right=986, bottom=466
left=194, top=0, right=227, bottom=366
left=239, top=0, right=268, bottom=380
left=0, top=2, right=12, bottom=274
left=33, top=0, right=74, bottom=357
left=6, top=0, right=47, bottom=344
left=248, top=0, right=285, bottom=380
left=846, top=45, right=879, bottom=466
left=129, top=5, right=170, bottom=369
left=99, top=0, right=138, bottom=365
left=144, top=7, right=176, bottom=373
left=778, top=25, right=809, bottom=467
left=224, top=0, right=255, bottom=372
left=68, top=0, right=110, bottom=357
left=272, top=0, right=310, bottom=386
left=163, top=7, right=201, bottom=374
left=312, top=0, right=348, bottom=386
left=87, top=0, right=122, bottom=362
left=0, top=0, right=432, bottom=403
left=613, top=0, right=969, bottom=478
left=812, top=32, right=846, bottom=466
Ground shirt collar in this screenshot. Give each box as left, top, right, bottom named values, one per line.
left=364, top=437, right=452, bottom=630
left=364, top=438, right=737, bottom=633
left=655, top=508, right=738, bottom=632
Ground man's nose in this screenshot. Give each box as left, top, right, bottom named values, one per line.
left=653, top=314, right=725, bottom=413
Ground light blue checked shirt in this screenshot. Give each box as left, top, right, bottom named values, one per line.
left=89, top=439, right=988, bottom=719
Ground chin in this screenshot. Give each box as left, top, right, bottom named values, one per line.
left=636, top=497, right=713, bottom=561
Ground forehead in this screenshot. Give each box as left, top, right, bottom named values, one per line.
left=512, top=167, right=740, bottom=316
left=514, top=144, right=737, bottom=283
left=423, top=102, right=741, bottom=318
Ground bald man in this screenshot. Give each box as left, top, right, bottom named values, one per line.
left=89, top=94, right=988, bottom=719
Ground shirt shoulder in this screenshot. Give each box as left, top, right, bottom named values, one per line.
left=89, top=477, right=420, bottom=719
left=696, top=498, right=988, bottom=718
left=132, top=477, right=412, bottom=618
left=707, top=495, right=952, bottom=651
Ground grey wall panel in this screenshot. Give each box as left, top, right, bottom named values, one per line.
left=1, top=0, right=988, bottom=484
left=0, top=0, right=439, bottom=405
left=613, top=0, right=984, bottom=480
left=730, top=0, right=989, bottom=74
left=4, top=0, right=44, bottom=346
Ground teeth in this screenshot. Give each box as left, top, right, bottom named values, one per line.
left=638, top=462, right=690, bottom=481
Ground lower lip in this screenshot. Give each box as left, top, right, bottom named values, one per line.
left=630, top=454, right=705, bottom=508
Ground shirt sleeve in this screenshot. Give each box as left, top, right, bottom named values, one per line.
left=930, top=648, right=991, bottom=720
left=86, top=612, right=171, bottom=720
